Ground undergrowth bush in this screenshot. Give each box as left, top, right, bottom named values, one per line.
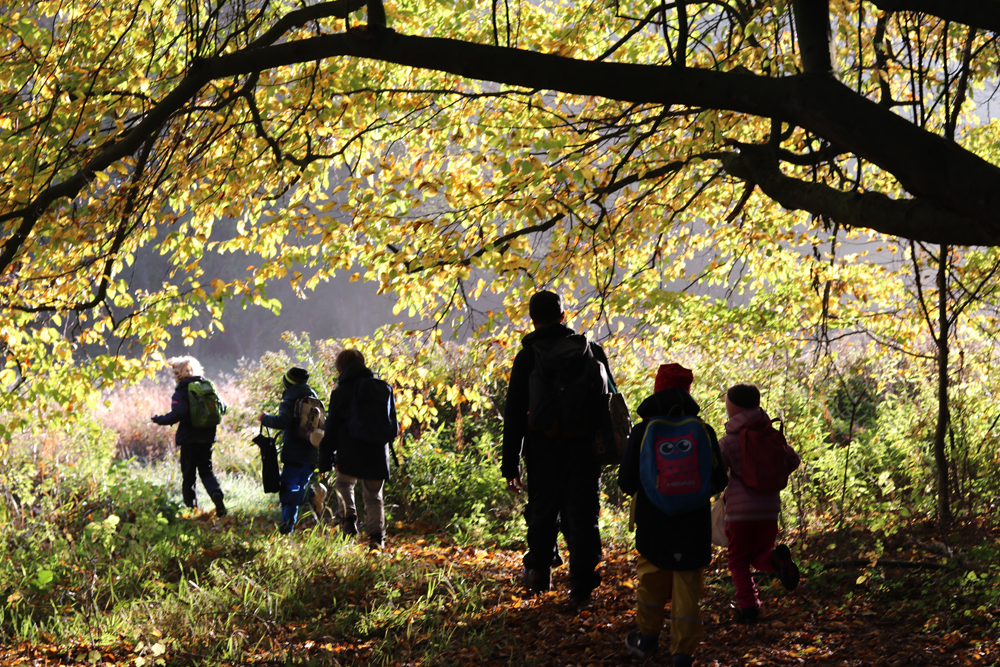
left=0, top=444, right=196, bottom=642
left=86, top=322, right=1000, bottom=543
left=389, top=427, right=519, bottom=542
left=0, top=445, right=510, bottom=663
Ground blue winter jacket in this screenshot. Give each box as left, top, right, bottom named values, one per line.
left=261, top=382, right=320, bottom=466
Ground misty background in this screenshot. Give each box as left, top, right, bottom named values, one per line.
left=128, top=238, right=408, bottom=374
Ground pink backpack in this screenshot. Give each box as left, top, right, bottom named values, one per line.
left=739, top=418, right=795, bottom=493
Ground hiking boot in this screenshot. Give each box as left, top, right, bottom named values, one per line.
left=522, top=568, right=550, bottom=593
left=567, top=588, right=592, bottom=609
left=738, top=606, right=760, bottom=624
left=340, top=514, right=358, bottom=536
left=673, top=653, right=694, bottom=667
left=211, top=494, right=227, bottom=518
left=624, top=632, right=657, bottom=658
left=770, top=544, right=800, bottom=591
left=310, top=483, right=327, bottom=519
left=368, top=533, right=384, bottom=550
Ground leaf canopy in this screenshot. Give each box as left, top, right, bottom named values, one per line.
left=3, top=0, right=999, bottom=439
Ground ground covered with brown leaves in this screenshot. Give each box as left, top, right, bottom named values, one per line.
left=1, top=517, right=997, bottom=666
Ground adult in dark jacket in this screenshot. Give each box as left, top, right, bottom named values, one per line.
left=318, top=348, right=396, bottom=549
left=502, top=290, right=614, bottom=608
left=618, top=363, right=728, bottom=665
left=259, top=366, right=325, bottom=534
left=151, top=356, right=227, bottom=517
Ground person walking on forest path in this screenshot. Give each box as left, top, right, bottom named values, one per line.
left=259, top=367, right=327, bottom=535
left=617, top=363, right=728, bottom=665
left=501, top=290, right=615, bottom=609
left=719, top=383, right=802, bottom=623
left=151, top=356, right=228, bottom=517
left=318, top=348, right=397, bottom=550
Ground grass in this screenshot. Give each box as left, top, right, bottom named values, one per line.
left=3, top=449, right=1000, bottom=666
left=0, top=375, right=524, bottom=664
left=3, top=377, right=999, bottom=665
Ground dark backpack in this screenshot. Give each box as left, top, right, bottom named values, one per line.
left=639, top=414, right=716, bottom=516
left=527, top=334, right=610, bottom=439
left=739, top=418, right=795, bottom=493
left=594, top=390, right=632, bottom=466
left=348, top=377, right=398, bottom=445
left=293, top=396, right=325, bottom=441
left=187, top=379, right=225, bottom=428
left=252, top=426, right=280, bottom=493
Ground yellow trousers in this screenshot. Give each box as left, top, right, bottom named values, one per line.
left=635, top=556, right=705, bottom=656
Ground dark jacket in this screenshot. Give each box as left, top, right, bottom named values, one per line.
left=152, top=376, right=216, bottom=446
left=501, top=323, right=613, bottom=479
left=261, top=382, right=319, bottom=466
left=618, top=388, right=728, bottom=571
left=318, top=360, right=392, bottom=480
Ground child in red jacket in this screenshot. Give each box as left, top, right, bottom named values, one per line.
left=719, top=384, right=801, bottom=622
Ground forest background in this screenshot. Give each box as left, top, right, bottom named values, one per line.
left=3, top=0, right=1000, bottom=665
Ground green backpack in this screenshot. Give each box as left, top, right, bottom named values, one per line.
left=188, top=379, right=225, bottom=428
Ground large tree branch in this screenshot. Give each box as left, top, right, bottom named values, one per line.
left=792, top=0, right=835, bottom=76
left=245, top=0, right=367, bottom=50
left=869, top=0, right=1000, bottom=34
left=206, top=32, right=1000, bottom=242
left=722, top=144, right=976, bottom=244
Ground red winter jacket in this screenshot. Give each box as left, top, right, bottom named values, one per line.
left=719, top=407, right=800, bottom=522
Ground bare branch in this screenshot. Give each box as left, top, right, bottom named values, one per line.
left=870, top=0, right=1000, bottom=34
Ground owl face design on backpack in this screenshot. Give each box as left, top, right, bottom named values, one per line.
left=655, top=430, right=702, bottom=494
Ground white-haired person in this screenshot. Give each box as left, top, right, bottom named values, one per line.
left=151, top=356, right=227, bottom=516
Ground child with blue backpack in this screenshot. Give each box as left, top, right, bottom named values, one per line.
left=617, top=363, right=728, bottom=666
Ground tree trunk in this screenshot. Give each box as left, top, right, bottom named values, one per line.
left=934, top=245, right=952, bottom=525
left=792, top=0, right=835, bottom=76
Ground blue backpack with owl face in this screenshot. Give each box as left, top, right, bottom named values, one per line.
left=639, top=415, right=716, bottom=516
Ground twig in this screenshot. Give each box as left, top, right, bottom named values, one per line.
left=822, top=559, right=951, bottom=571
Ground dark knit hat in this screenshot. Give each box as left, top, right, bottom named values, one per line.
left=654, top=363, right=693, bottom=393
left=529, top=290, right=562, bottom=323
left=283, top=367, right=309, bottom=388
left=727, top=383, right=761, bottom=409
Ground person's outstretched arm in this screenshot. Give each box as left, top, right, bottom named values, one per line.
left=151, top=387, right=187, bottom=426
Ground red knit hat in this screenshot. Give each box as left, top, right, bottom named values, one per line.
left=654, top=363, right=693, bottom=393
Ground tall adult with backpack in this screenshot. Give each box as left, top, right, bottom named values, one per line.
left=719, top=383, right=801, bottom=623
left=617, top=363, right=728, bottom=666
left=259, top=366, right=327, bottom=535
left=318, top=348, right=398, bottom=550
left=151, top=356, right=228, bottom=517
left=502, top=290, right=615, bottom=609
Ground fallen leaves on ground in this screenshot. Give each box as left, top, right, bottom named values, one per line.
left=2, top=518, right=997, bottom=666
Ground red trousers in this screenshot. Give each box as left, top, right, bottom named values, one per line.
left=724, top=519, right=778, bottom=610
